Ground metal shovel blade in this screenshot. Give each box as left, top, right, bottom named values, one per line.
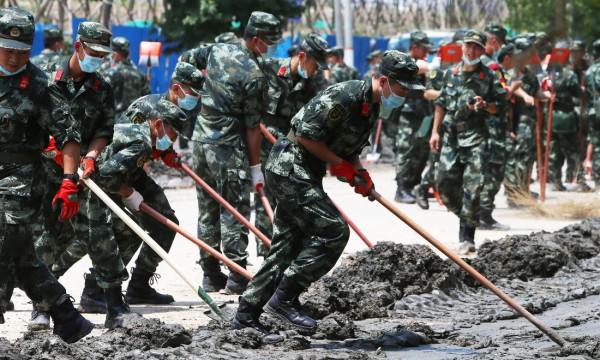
left=203, top=300, right=237, bottom=323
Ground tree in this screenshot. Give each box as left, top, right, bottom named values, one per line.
left=158, top=0, right=302, bottom=52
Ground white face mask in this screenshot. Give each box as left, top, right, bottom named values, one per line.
left=462, top=54, right=481, bottom=66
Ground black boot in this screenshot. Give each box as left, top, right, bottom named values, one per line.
left=231, top=297, right=283, bottom=344
left=478, top=209, right=510, bottom=231
left=201, top=258, right=228, bottom=292
left=264, top=276, right=317, bottom=330
left=223, top=261, right=249, bottom=295
left=462, top=226, right=477, bottom=253
left=49, top=299, right=94, bottom=344
left=104, top=286, right=131, bottom=329
left=414, top=185, right=429, bottom=210
left=125, top=267, right=175, bottom=304
left=28, top=303, right=50, bottom=331
left=394, top=186, right=416, bottom=204
left=79, top=272, right=107, bottom=313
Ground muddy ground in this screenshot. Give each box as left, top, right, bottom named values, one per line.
left=1, top=220, right=600, bottom=359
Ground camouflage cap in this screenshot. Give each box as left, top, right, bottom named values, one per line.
left=379, top=50, right=424, bottom=90
left=484, top=23, right=507, bottom=43
left=463, top=30, right=487, bottom=49
left=513, top=37, right=533, bottom=54
left=152, top=99, right=187, bottom=135
left=215, top=32, right=238, bottom=44
left=301, top=32, right=331, bottom=70
left=0, top=8, right=35, bottom=50
left=111, top=36, right=130, bottom=53
left=452, top=29, right=467, bottom=44
left=77, top=21, right=114, bottom=54
left=44, top=27, right=63, bottom=42
left=570, top=40, right=585, bottom=52
left=171, top=62, right=205, bottom=95
left=497, top=44, right=515, bottom=61
left=593, top=39, right=600, bottom=56
left=287, top=44, right=299, bottom=57
left=329, top=45, right=344, bottom=57
left=366, top=49, right=384, bottom=62
left=410, top=31, right=433, bottom=49
left=246, top=11, right=284, bottom=44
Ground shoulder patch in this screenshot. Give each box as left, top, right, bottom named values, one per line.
left=429, top=70, right=437, bottom=79
left=137, top=155, right=149, bottom=167
left=328, top=103, right=346, bottom=121
left=132, top=113, right=145, bottom=124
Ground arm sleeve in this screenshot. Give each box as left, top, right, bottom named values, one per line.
left=39, top=81, right=80, bottom=149
left=242, top=75, right=268, bottom=129
left=96, top=140, right=151, bottom=193
left=93, top=82, right=116, bottom=143
left=294, top=88, right=346, bottom=141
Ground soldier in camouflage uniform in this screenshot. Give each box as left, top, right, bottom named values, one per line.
left=570, top=40, right=589, bottom=85
left=363, top=49, right=383, bottom=81
left=30, top=27, right=64, bottom=67
left=252, top=33, right=331, bottom=260
left=481, top=23, right=506, bottom=66
left=100, top=36, right=151, bottom=121
left=0, top=7, right=93, bottom=343
left=394, top=31, right=433, bottom=203
left=233, top=51, right=423, bottom=341
left=327, top=46, right=360, bottom=84
left=584, top=40, right=600, bottom=188
left=30, top=22, right=125, bottom=330
left=191, top=12, right=282, bottom=295
left=429, top=30, right=506, bottom=254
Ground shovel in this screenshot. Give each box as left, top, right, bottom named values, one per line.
left=541, top=92, right=556, bottom=202
left=368, top=188, right=567, bottom=347
left=256, top=184, right=274, bottom=224
left=79, top=170, right=234, bottom=322
left=365, top=118, right=383, bottom=164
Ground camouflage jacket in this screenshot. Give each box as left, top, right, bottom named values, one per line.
left=480, top=53, right=498, bottom=68
left=435, top=62, right=506, bottom=147
left=510, top=67, right=540, bottom=120
left=402, top=72, right=432, bottom=117
left=95, top=123, right=151, bottom=194
left=584, top=60, right=600, bottom=117
left=551, top=67, right=581, bottom=112
left=45, top=59, right=115, bottom=153
left=30, top=49, right=63, bottom=68
left=267, top=80, right=379, bottom=180
left=261, top=57, right=323, bottom=135
left=329, top=63, right=360, bottom=84
left=180, top=43, right=215, bottom=70
left=100, top=59, right=151, bottom=114
left=193, top=42, right=267, bottom=145
left=0, top=63, right=79, bottom=196
left=426, top=68, right=445, bottom=91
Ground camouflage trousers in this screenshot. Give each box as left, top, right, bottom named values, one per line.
left=436, top=134, right=486, bottom=228
left=51, top=174, right=178, bottom=278
left=0, top=163, right=69, bottom=314
left=193, top=141, right=250, bottom=266
left=34, top=159, right=128, bottom=288
left=242, top=171, right=350, bottom=309
left=547, top=131, right=583, bottom=184
left=590, top=117, right=600, bottom=181
left=480, top=115, right=507, bottom=213
left=420, top=129, right=445, bottom=190
left=395, top=112, right=430, bottom=188
left=504, top=116, right=536, bottom=194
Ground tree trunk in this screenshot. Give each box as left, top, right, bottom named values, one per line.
left=554, top=0, right=567, bottom=40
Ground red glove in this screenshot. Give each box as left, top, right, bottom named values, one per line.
left=150, top=149, right=164, bottom=160
left=80, top=156, right=96, bottom=179
left=329, top=160, right=359, bottom=186
left=162, top=150, right=181, bottom=169
left=354, top=169, right=374, bottom=198
left=52, top=178, right=80, bottom=221
left=42, top=137, right=63, bottom=167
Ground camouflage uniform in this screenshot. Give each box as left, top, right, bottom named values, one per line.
left=584, top=56, right=600, bottom=183
left=419, top=68, right=445, bottom=195
left=0, top=9, right=79, bottom=319
left=329, top=63, right=360, bottom=84
left=30, top=28, right=64, bottom=68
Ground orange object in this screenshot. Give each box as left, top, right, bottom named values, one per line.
left=139, top=41, right=162, bottom=67
left=440, top=45, right=462, bottom=66
left=256, top=184, right=274, bottom=224
left=548, top=48, right=570, bottom=65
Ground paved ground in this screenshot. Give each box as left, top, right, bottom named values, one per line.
left=0, top=163, right=585, bottom=341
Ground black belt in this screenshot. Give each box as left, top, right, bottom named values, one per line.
left=0, top=151, right=41, bottom=164
left=263, top=115, right=291, bottom=129
left=201, top=106, right=229, bottom=116
left=446, top=121, right=485, bottom=133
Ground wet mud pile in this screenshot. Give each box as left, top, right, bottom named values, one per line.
left=148, top=150, right=195, bottom=189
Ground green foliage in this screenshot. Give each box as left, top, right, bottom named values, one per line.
left=158, top=0, right=302, bottom=52
left=505, top=0, right=600, bottom=49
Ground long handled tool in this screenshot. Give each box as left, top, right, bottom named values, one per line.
left=365, top=118, right=383, bottom=164
left=256, top=184, right=274, bottom=224
left=139, top=203, right=253, bottom=280
left=181, top=163, right=272, bottom=248
left=369, top=189, right=567, bottom=347
left=535, top=99, right=544, bottom=188
left=259, top=124, right=374, bottom=249
left=78, top=171, right=231, bottom=321
left=541, top=93, right=556, bottom=202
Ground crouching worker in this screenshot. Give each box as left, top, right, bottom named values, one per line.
left=232, top=50, right=424, bottom=342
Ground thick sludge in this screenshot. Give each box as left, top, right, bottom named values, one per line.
left=2, top=219, right=600, bottom=359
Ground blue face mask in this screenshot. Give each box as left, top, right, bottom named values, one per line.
left=78, top=50, right=103, bottom=73
left=298, top=59, right=309, bottom=79
left=327, top=61, right=335, bottom=69
left=259, top=38, right=277, bottom=59
left=0, top=63, right=27, bottom=76
left=462, top=54, right=481, bottom=66
left=156, top=124, right=174, bottom=151
left=381, top=79, right=405, bottom=109
left=178, top=93, right=199, bottom=110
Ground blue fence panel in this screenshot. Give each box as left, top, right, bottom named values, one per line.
left=319, top=35, right=389, bottom=76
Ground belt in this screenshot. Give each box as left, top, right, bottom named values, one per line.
left=263, top=115, right=291, bottom=129
left=0, top=151, right=41, bottom=164
left=201, top=106, right=228, bottom=116
left=448, top=121, right=485, bottom=133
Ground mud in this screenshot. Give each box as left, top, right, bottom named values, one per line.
left=2, top=220, right=600, bottom=359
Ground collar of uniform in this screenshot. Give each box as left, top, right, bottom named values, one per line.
left=54, top=59, right=71, bottom=81
left=277, top=57, right=292, bottom=78
left=361, top=79, right=375, bottom=115
left=240, top=42, right=260, bottom=64
left=161, top=91, right=169, bottom=102
left=8, top=62, right=32, bottom=89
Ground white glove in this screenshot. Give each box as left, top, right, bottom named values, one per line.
left=122, top=190, right=144, bottom=211
left=250, top=164, right=265, bottom=191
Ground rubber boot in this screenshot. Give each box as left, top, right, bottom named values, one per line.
left=576, top=182, right=592, bottom=192
left=125, top=267, right=175, bottom=304
left=414, top=184, right=429, bottom=210
left=201, top=258, right=228, bottom=292
left=553, top=180, right=566, bottom=192
left=49, top=299, right=94, bottom=344
left=104, top=285, right=130, bottom=329
left=223, top=261, right=249, bottom=295
left=478, top=209, right=510, bottom=231
left=264, top=276, right=317, bottom=330
left=28, top=303, right=50, bottom=331
left=79, top=272, right=107, bottom=313
left=463, top=226, right=477, bottom=253
left=7, top=301, right=14, bottom=311
left=394, top=185, right=416, bottom=204
left=231, top=297, right=283, bottom=344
